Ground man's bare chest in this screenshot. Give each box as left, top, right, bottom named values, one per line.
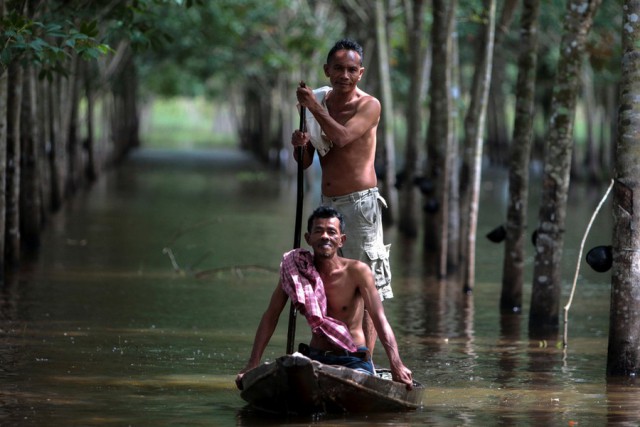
left=326, top=100, right=357, bottom=125
left=330, top=111, right=355, bottom=125
left=323, top=282, right=357, bottom=313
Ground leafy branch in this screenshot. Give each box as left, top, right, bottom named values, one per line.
left=1, top=11, right=112, bottom=75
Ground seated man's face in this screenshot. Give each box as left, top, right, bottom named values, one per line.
left=306, top=217, right=345, bottom=258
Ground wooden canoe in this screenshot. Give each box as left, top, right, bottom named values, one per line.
left=239, top=353, right=424, bottom=415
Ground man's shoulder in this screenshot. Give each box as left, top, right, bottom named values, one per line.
left=355, top=90, right=381, bottom=116
left=343, top=257, right=372, bottom=274
left=356, top=88, right=380, bottom=103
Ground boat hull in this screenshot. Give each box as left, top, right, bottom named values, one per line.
left=240, top=353, right=424, bottom=415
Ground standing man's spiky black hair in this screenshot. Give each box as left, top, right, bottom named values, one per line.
left=327, top=38, right=364, bottom=66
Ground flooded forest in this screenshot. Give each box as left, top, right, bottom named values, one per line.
left=2, top=0, right=640, bottom=425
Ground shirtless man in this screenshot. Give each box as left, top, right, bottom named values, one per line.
left=291, top=39, right=391, bottom=355
left=235, top=207, right=412, bottom=389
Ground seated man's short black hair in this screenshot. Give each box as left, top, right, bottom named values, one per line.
left=307, top=206, right=345, bottom=233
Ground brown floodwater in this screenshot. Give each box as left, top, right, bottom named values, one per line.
left=1, top=148, right=638, bottom=426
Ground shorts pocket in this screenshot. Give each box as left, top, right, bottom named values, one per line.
left=357, top=193, right=378, bottom=225
left=365, top=244, right=392, bottom=299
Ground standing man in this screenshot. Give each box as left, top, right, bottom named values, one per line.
left=291, top=39, right=392, bottom=354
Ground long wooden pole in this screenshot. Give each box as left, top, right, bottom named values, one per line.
left=286, top=98, right=306, bottom=355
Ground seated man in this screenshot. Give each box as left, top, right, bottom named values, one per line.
left=235, top=206, right=413, bottom=389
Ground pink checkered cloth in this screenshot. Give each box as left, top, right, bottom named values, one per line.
left=280, top=248, right=357, bottom=352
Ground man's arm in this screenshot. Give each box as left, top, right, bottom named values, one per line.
left=357, top=264, right=413, bottom=389
left=235, top=281, right=288, bottom=389
left=296, top=85, right=380, bottom=148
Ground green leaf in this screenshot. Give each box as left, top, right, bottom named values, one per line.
left=28, top=39, right=46, bottom=51
left=80, top=48, right=101, bottom=60
left=97, top=44, right=113, bottom=54
left=80, top=20, right=100, bottom=38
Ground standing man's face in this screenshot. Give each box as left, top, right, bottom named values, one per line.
left=323, top=49, right=364, bottom=92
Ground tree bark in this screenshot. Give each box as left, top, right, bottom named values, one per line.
left=113, top=55, right=140, bottom=163
left=460, top=0, right=496, bottom=293
left=529, top=0, right=602, bottom=338
left=38, top=78, right=52, bottom=220
left=84, top=61, right=98, bottom=182
left=48, top=73, right=68, bottom=212
left=607, top=0, right=640, bottom=377
left=603, top=84, right=618, bottom=174
left=66, top=56, right=82, bottom=195
left=500, top=0, right=541, bottom=313
left=240, top=81, right=275, bottom=163
left=486, top=0, right=518, bottom=166
left=424, top=0, right=457, bottom=279
left=0, top=62, right=7, bottom=277
left=581, top=64, right=602, bottom=182
left=447, top=29, right=461, bottom=274
left=20, top=64, right=42, bottom=251
left=6, top=63, right=23, bottom=267
left=374, top=0, right=398, bottom=225
left=399, top=0, right=427, bottom=237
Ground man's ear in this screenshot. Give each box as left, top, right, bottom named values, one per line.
left=323, top=64, right=329, bottom=77
left=304, top=232, right=311, bottom=245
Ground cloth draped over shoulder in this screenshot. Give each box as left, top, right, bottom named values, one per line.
left=280, top=248, right=357, bottom=352
left=304, top=86, right=332, bottom=156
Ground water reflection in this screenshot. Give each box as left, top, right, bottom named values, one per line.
left=0, top=148, right=629, bottom=425
left=607, top=379, right=640, bottom=426
left=495, top=314, right=522, bottom=386
left=0, top=273, right=20, bottom=423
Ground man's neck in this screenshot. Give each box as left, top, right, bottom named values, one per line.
left=313, top=253, right=341, bottom=274
left=328, top=86, right=359, bottom=104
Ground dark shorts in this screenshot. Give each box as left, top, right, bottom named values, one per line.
left=298, top=343, right=374, bottom=375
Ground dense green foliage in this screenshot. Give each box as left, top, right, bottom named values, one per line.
left=1, top=0, right=622, bottom=151
left=1, top=6, right=110, bottom=76
left=137, top=0, right=342, bottom=98
left=128, top=1, right=621, bottom=108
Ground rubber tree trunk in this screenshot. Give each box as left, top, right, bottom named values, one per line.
left=602, top=85, right=617, bottom=174
left=84, top=61, right=98, bottom=182
left=48, top=73, right=69, bottom=212
left=606, top=0, right=640, bottom=377
left=424, top=0, right=456, bottom=278
left=20, top=64, right=42, bottom=251
left=447, top=31, right=461, bottom=274
left=500, top=0, right=541, bottom=314
left=111, top=55, right=140, bottom=164
left=529, top=0, right=602, bottom=339
left=6, top=62, right=23, bottom=267
left=66, top=56, right=82, bottom=195
left=399, top=0, right=427, bottom=238
left=240, top=82, right=274, bottom=163
left=580, top=65, right=602, bottom=182
left=37, top=77, right=52, bottom=221
left=486, top=0, right=518, bottom=167
left=459, top=0, right=496, bottom=293
left=374, top=0, right=398, bottom=225
left=0, top=58, right=7, bottom=277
